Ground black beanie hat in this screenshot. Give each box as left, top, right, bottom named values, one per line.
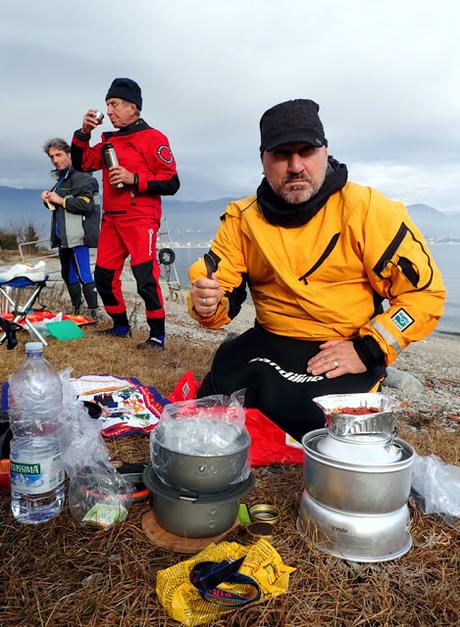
left=260, top=99, right=327, bottom=153
left=106, top=78, right=142, bottom=111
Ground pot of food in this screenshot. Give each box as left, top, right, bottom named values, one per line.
left=143, top=465, right=255, bottom=537
left=303, top=429, right=415, bottom=514
left=313, top=393, right=400, bottom=441
left=150, top=420, right=250, bottom=493
left=297, top=489, right=412, bottom=562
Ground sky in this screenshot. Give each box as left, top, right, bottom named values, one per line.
left=0, top=0, right=459, bottom=211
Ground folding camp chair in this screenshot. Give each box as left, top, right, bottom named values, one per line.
left=0, top=275, right=49, bottom=346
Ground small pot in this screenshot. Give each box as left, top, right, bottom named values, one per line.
left=313, top=393, right=399, bottom=441
left=297, top=489, right=412, bottom=562
left=143, top=465, right=255, bottom=537
left=303, top=429, right=415, bottom=514
left=150, top=426, right=250, bottom=493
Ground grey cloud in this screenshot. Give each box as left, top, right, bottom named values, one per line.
left=0, top=0, right=459, bottom=211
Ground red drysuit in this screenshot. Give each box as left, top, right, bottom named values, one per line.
left=71, top=119, right=180, bottom=335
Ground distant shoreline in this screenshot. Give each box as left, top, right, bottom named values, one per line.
left=170, top=241, right=460, bottom=249
left=436, top=329, right=460, bottom=338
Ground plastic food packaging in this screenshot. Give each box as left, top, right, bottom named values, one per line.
left=154, top=390, right=247, bottom=454
left=57, top=369, right=133, bottom=528
left=411, top=454, right=460, bottom=528
left=156, top=539, right=295, bottom=626
left=68, top=464, right=131, bottom=529
left=28, top=313, right=64, bottom=339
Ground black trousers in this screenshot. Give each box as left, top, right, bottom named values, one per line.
left=198, top=325, right=386, bottom=442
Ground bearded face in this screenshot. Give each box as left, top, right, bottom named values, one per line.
left=262, top=143, right=328, bottom=204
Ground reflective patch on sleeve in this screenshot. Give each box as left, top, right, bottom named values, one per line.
left=370, top=320, right=402, bottom=354
left=391, top=308, right=415, bottom=332
left=157, top=145, right=174, bottom=164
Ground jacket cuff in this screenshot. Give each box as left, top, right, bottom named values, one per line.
left=353, top=335, right=385, bottom=369
left=187, top=293, right=230, bottom=329
left=73, top=129, right=91, bottom=142
left=137, top=173, right=148, bottom=193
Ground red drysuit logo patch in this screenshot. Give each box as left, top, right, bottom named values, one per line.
left=157, top=145, right=174, bottom=164
left=148, top=228, right=154, bottom=256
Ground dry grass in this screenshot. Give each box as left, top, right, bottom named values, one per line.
left=0, top=250, right=19, bottom=263
left=1, top=327, right=460, bottom=626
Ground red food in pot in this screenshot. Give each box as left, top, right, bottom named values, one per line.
left=333, top=406, right=380, bottom=415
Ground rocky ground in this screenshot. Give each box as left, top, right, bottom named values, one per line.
left=383, top=331, right=459, bottom=434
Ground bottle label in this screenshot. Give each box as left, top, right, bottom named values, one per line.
left=11, top=453, right=64, bottom=495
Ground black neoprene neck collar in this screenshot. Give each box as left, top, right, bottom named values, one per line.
left=256, top=157, right=348, bottom=227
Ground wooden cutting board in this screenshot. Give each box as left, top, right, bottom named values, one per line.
left=142, top=510, right=240, bottom=554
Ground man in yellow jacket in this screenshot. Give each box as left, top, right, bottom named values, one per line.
left=188, top=99, right=446, bottom=441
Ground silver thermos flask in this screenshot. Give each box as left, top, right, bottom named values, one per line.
left=102, top=143, right=123, bottom=188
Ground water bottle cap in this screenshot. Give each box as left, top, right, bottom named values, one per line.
left=24, top=342, right=44, bottom=353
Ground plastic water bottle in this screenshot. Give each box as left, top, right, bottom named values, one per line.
left=8, top=342, right=64, bottom=523
left=8, top=342, right=63, bottom=437
left=10, top=437, right=65, bottom=523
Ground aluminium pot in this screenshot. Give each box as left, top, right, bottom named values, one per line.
left=143, top=465, right=255, bottom=537
left=303, top=429, right=415, bottom=514
left=297, top=489, right=412, bottom=562
left=313, top=393, right=400, bottom=441
left=150, top=425, right=250, bottom=493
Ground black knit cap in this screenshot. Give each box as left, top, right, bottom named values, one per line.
left=106, top=78, right=142, bottom=111
left=260, top=99, right=327, bottom=153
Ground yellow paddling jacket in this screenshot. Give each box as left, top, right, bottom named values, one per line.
left=188, top=182, right=446, bottom=365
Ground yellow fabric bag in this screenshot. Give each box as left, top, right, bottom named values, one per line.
left=156, top=539, right=295, bottom=626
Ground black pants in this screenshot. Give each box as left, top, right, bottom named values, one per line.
left=198, top=326, right=386, bottom=442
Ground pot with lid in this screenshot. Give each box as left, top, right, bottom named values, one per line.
left=147, top=394, right=254, bottom=538
left=143, top=465, right=254, bottom=537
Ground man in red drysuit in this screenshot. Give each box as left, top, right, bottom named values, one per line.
left=71, top=77, right=180, bottom=349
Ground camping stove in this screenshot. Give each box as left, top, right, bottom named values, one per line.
left=297, top=393, right=415, bottom=562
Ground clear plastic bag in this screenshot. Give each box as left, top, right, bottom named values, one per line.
left=411, top=454, right=460, bottom=528
left=67, top=463, right=133, bottom=530
left=150, top=390, right=251, bottom=489
left=57, top=369, right=134, bottom=528
left=154, top=390, right=247, bottom=455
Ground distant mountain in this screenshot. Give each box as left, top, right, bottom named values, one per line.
left=0, top=186, right=459, bottom=244
left=407, top=204, right=460, bottom=241
left=0, top=187, right=234, bottom=244
left=164, top=199, right=460, bottom=243
left=0, top=186, right=50, bottom=238
left=163, top=197, right=234, bottom=244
